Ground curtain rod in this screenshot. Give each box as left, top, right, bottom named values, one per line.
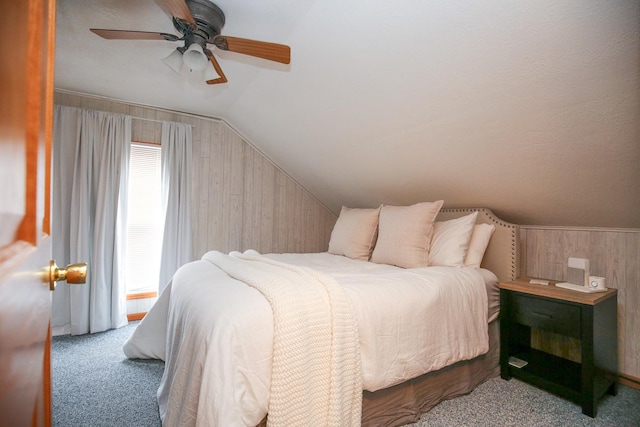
left=132, top=116, right=195, bottom=129
left=132, top=117, right=163, bottom=124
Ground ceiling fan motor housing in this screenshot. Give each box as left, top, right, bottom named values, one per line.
left=175, top=0, right=226, bottom=48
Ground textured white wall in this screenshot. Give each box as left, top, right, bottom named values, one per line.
left=253, top=0, right=639, bottom=228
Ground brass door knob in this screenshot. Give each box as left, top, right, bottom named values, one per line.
left=49, top=260, right=88, bottom=290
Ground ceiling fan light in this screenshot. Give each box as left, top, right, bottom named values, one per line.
left=162, top=49, right=183, bottom=74
left=183, top=44, right=208, bottom=71
left=204, top=63, right=221, bottom=81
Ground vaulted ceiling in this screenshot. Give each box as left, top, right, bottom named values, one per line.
left=55, top=0, right=640, bottom=228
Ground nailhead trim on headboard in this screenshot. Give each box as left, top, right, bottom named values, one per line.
left=438, top=208, right=519, bottom=281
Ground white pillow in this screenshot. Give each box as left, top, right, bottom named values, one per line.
left=464, top=223, right=496, bottom=268
left=328, top=206, right=381, bottom=260
left=370, top=200, right=444, bottom=268
left=428, top=212, right=478, bottom=266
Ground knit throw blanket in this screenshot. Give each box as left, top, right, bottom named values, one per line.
left=204, top=250, right=362, bottom=427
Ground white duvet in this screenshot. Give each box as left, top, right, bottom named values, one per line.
left=124, top=251, right=495, bottom=427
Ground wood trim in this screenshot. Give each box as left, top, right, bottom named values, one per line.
left=42, top=0, right=56, bottom=238
left=521, top=225, right=640, bottom=234
left=18, top=0, right=45, bottom=246
left=126, top=291, right=157, bottom=300
left=127, top=312, right=147, bottom=321
left=131, top=140, right=161, bottom=146
left=619, top=373, right=640, bottom=390
left=43, top=323, right=51, bottom=427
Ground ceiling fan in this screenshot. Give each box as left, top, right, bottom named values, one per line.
left=90, top=0, right=291, bottom=84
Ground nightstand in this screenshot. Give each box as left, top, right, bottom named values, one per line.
left=499, top=278, right=618, bottom=417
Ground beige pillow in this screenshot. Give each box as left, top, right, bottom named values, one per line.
left=328, top=206, right=381, bottom=260
left=464, top=223, right=496, bottom=268
left=428, top=212, right=478, bottom=266
left=370, top=200, right=444, bottom=268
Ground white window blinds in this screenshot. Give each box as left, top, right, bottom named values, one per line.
left=124, top=143, right=163, bottom=294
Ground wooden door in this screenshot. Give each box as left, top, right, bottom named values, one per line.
left=0, top=0, right=56, bottom=425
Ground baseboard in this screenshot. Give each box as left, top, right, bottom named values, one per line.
left=619, top=373, right=640, bottom=390
left=127, top=312, right=146, bottom=321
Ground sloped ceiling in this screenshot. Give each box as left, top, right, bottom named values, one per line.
left=55, top=0, right=640, bottom=228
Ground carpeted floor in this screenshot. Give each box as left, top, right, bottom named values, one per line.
left=406, top=374, right=640, bottom=427
left=52, top=322, right=640, bottom=427
left=52, top=323, right=163, bottom=427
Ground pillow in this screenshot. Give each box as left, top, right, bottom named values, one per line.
left=328, top=206, right=381, bottom=260
left=464, top=223, right=496, bottom=268
left=428, top=212, right=478, bottom=266
left=370, top=200, right=444, bottom=268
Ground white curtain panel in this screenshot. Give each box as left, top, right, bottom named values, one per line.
left=158, top=121, right=193, bottom=293
left=52, top=105, right=131, bottom=335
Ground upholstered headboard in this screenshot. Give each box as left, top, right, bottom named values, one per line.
left=436, top=208, right=519, bottom=282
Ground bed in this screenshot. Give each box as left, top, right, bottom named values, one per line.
left=124, top=206, right=519, bottom=427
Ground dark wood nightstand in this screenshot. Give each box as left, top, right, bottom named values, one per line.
left=499, top=278, right=618, bottom=417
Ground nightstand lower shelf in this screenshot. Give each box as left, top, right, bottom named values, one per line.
left=506, top=348, right=581, bottom=402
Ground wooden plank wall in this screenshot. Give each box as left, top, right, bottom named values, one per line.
left=55, top=91, right=639, bottom=385
left=54, top=91, right=337, bottom=259
left=520, top=226, right=640, bottom=382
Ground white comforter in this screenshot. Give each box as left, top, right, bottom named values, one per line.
left=124, top=251, right=494, bottom=427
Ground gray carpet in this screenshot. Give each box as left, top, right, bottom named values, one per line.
left=52, top=322, right=163, bottom=427
left=53, top=322, right=640, bottom=427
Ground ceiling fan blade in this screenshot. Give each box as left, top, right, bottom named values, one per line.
left=90, top=29, right=179, bottom=41
left=154, top=0, right=196, bottom=25
left=213, top=36, right=291, bottom=64
left=204, top=49, right=228, bottom=85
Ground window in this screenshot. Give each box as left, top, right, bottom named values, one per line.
left=124, top=143, right=163, bottom=294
